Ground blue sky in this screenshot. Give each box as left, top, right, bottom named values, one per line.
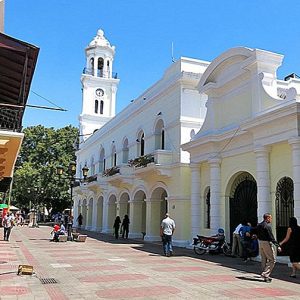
left=6, top=0, right=300, bottom=129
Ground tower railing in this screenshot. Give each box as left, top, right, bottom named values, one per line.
left=83, top=68, right=118, bottom=79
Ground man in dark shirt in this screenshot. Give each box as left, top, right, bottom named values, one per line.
left=257, top=213, right=281, bottom=282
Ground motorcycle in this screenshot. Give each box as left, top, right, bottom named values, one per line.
left=193, top=234, right=231, bottom=256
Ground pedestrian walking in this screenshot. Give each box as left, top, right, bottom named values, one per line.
left=256, top=213, right=281, bottom=283
left=160, top=213, right=175, bottom=257
left=113, top=216, right=121, bottom=239
left=77, top=213, right=83, bottom=228
left=232, top=223, right=243, bottom=257
left=239, top=221, right=252, bottom=262
left=2, top=212, right=14, bottom=241
left=279, top=217, right=300, bottom=278
left=121, top=215, right=130, bottom=239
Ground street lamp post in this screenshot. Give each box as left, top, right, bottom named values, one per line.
left=56, top=162, right=89, bottom=241
left=27, top=186, right=44, bottom=228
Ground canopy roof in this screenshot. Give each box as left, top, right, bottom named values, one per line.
left=0, top=33, right=39, bottom=192
left=0, top=32, right=39, bottom=131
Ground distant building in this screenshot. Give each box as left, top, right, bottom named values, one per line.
left=74, top=31, right=300, bottom=245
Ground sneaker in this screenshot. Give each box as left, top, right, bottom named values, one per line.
left=264, top=277, right=272, bottom=283
left=169, top=251, right=173, bottom=256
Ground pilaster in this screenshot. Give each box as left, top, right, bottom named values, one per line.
left=209, top=157, right=222, bottom=232
left=254, top=146, right=271, bottom=219
left=190, top=163, right=201, bottom=239
left=289, top=138, right=300, bottom=219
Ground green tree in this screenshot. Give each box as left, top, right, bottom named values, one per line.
left=12, top=125, right=79, bottom=213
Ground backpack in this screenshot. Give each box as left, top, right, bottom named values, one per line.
left=239, top=225, right=251, bottom=240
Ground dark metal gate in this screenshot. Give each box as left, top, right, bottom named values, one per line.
left=276, top=177, right=294, bottom=255
left=230, top=175, right=257, bottom=243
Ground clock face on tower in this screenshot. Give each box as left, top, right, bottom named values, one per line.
left=95, top=88, right=104, bottom=97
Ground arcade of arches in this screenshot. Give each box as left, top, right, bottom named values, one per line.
left=73, top=187, right=168, bottom=241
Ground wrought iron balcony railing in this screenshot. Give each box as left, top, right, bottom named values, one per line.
left=128, top=154, right=155, bottom=168
left=102, top=166, right=120, bottom=177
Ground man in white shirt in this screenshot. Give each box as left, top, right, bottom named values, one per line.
left=2, top=212, right=14, bottom=241
left=160, top=213, right=175, bottom=257
left=232, top=223, right=243, bottom=257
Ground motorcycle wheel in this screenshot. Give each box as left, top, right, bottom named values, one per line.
left=194, top=242, right=206, bottom=255
left=222, top=243, right=232, bottom=256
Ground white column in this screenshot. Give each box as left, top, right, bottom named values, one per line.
left=73, top=198, right=79, bottom=227
left=93, top=56, right=98, bottom=77
left=289, top=138, right=300, bottom=220
left=91, top=197, right=98, bottom=231
left=209, top=157, right=221, bottom=232
left=254, top=146, right=271, bottom=220
left=144, top=198, right=161, bottom=241
left=101, top=193, right=110, bottom=233
left=190, top=163, right=201, bottom=239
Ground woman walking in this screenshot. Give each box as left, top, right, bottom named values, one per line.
left=279, top=217, right=300, bottom=278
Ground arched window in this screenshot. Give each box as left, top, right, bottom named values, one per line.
left=99, top=148, right=105, bottom=172
left=111, top=144, right=117, bottom=167
left=95, top=100, right=99, bottom=114
left=98, top=57, right=104, bottom=77
left=154, top=119, right=165, bottom=150
left=100, top=100, right=104, bottom=114
left=91, top=157, right=95, bottom=175
left=90, top=58, right=94, bottom=70
left=161, top=129, right=165, bottom=150
left=137, top=131, right=145, bottom=156
left=122, top=138, right=129, bottom=163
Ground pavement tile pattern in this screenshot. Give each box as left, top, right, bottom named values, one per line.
left=0, top=226, right=300, bottom=299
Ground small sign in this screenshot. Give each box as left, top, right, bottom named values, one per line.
left=17, top=265, right=33, bottom=275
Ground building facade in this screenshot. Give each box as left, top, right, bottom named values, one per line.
left=73, top=29, right=209, bottom=245
left=74, top=31, right=300, bottom=246
left=182, top=47, right=300, bottom=243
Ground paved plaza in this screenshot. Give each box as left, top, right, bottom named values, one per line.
left=0, top=226, right=300, bottom=299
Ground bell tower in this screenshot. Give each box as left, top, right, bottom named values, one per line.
left=79, top=29, right=119, bottom=142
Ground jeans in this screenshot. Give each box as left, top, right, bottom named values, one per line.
left=162, top=234, right=173, bottom=254
left=4, top=227, right=11, bottom=241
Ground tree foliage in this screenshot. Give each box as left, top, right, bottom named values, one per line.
left=12, top=125, right=78, bottom=213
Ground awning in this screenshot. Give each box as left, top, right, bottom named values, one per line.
left=0, top=33, right=39, bottom=192
left=0, top=32, right=39, bottom=131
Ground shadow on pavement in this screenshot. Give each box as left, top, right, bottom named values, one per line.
left=67, top=228, right=298, bottom=285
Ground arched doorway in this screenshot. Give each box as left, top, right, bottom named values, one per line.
left=229, top=173, right=257, bottom=240
left=276, top=177, right=294, bottom=252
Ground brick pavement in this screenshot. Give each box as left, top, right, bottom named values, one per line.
left=0, top=225, right=300, bottom=299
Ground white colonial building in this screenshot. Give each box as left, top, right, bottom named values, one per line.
left=182, top=47, right=300, bottom=244
left=73, top=29, right=209, bottom=246
left=74, top=30, right=300, bottom=246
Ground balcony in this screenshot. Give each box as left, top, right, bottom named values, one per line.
left=86, top=174, right=98, bottom=183
left=102, top=166, right=120, bottom=177
left=83, top=68, right=118, bottom=79
left=128, top=154, right=154, bottom=168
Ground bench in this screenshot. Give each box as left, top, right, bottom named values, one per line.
left=76, top=234, right=87, bottom=242
left=58, top=235, right=68, bottom=242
